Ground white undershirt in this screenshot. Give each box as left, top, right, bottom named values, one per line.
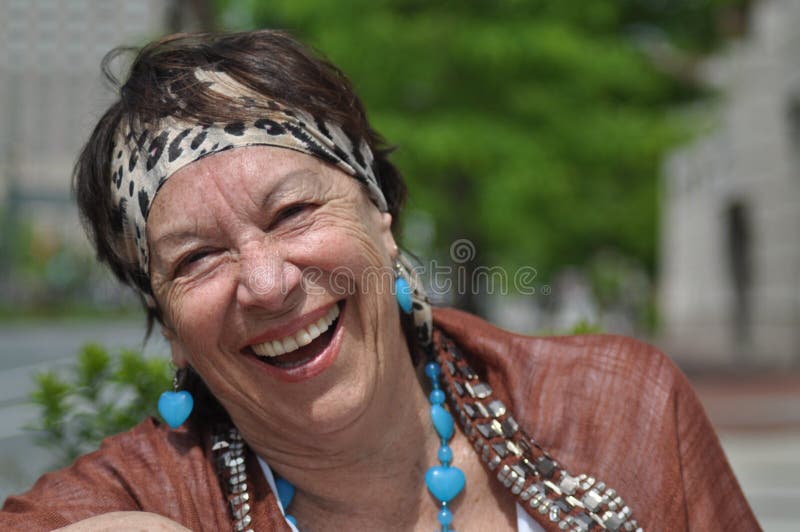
left=257, top=456, right=544, bottom=532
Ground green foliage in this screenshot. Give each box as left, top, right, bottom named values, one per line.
left=565, top=320, right=604, bottom=335
left=213, top=0, right=746, bottom=290
left=619, top=0, right=752, bottom=52
left=537, top=320, right=604, bottom=336
left=586, top=249, right=654, bottom=329
left=28, top=343, right=171, bottom=468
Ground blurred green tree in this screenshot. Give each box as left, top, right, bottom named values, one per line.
left=214, top=0, right=748, bottom=311
left=28, top=344, right=171, bottom=467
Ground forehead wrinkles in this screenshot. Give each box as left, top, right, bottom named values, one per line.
left=193, top=147, right=331, bottom=213
left=146, top=169, right=243, bottom=265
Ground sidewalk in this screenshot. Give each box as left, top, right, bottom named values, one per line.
left=689, top=373, right=800, bottom=531
left=691, top=373, right=800, bottom=430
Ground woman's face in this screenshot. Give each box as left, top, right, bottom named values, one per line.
left=147, top=146, right=408, bottom=451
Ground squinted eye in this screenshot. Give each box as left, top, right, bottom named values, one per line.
left=174, top=249, right=213, bottom=277
left=272, top=203, right=313, bottom=226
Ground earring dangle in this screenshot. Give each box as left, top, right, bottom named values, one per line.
left=158, top=367, right=194, bottom=429
left=396, top=251, right=433, bottom=349
left=394, top=260, right=414, bottom=314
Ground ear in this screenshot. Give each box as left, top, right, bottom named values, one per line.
left=378, top=212, right=398, bottom=258
left=161, top=326, right=190, bottom=368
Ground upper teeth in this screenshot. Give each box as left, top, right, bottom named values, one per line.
left=252, top=304, right=340, bottom=357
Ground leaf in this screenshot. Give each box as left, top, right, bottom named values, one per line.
left=28, top=344, right=170, bottom=469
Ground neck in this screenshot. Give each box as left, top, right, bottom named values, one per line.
left=254, top=359, right=441, bottom=530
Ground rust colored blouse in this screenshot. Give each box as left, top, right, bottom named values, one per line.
left=1, top=308, right=759, bottom=531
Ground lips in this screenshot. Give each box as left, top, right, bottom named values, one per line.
left=251, top=304, right=339, bottom=358
left=244, top=301, right=344, bottom=375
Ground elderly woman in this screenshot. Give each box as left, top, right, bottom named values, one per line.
left=2, top=31, right=756, bottom=531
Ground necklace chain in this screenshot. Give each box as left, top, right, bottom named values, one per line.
left=211, top=425, right=253, bottom=532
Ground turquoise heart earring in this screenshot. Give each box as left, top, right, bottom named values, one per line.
left=395, top=260, right=414, bottom=314
left=395, top=250, right=433, bottom=348
left=158, top=367, right=194, bottom=429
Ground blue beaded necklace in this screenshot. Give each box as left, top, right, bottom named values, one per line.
left=423, top=359, right=466, bottom=531
left=274, top=359, right=466, bottom=532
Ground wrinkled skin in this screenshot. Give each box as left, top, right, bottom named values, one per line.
left=116, top=146, right=517, bottom=531
left=147, top=146, right=412, bottom=455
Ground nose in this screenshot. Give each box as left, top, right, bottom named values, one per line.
left=236, top=241, right=303, bottom=313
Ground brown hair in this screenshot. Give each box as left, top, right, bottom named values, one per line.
left=75, top=30, right=406, bottom=322
left=73, top=30, right=410, bottom=427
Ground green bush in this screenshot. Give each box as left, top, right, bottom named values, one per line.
left=28, top=343, right=170, bottom=468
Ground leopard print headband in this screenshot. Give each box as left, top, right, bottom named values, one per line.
left=110, top=69, right=388, bottom=307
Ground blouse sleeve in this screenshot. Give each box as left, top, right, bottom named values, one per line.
left=672, top=372, right=761, bottom=531
left=0, top=418, right=232, bottom=532
left=0, top=435, right=142, bottom=530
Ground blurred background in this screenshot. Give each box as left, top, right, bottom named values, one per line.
left=0, top=0, right=798, bottom=529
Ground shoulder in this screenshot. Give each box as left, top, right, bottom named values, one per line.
left=530, top=332, right=685, bottom=399
left=434, top=308, right=758, bottom=528
left=433, top=306, right=685, bottom=401
left=1, top=418, right=221, bottom=529
left=432, top=306, right=694, bottom=455
left=94, top=416, right=208, bottom=463
left=10, top=416, right=208, bottom=496
left=78, top=417, right=218, bottom=504
left=526, top=332, right=694, bottom=442
left=434, top=309, right=684, bottom=522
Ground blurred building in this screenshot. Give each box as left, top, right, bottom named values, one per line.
left=0, top=0, right=168, bottom=223
left=0, top=0, right=215, bottom=239
left=0, top=0, right=172, bottom=309
left=661, top=0, right=800, bottom=369
left=0, top=1, right=215, bottom=309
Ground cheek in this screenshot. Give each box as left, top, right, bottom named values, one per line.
left=302, top=207, right=390, bottom=267
left=164, top=275, right=234, bottom=347
left=294, top=219, right=392, bottom=299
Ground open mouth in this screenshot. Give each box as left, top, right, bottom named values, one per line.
left=247, top=301, right=343, bottom=370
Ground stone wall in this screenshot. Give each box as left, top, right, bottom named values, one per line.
left=661, top=0, right=800, bottom=368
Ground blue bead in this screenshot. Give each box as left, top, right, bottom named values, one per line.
left=438, top=445, right=453, bottom=464
left=157, top=390, right=194, bottom=429
left=425, top=362, right=440, bottom=379
left=437, top=507, right=453, bottom=526
left=425, top=465, right=466, bottom=503
left=275, top=477, right=295, bottom=509
left=430, top=404, right=454, bottom=441
left=286, top=514, right=297, bottom=527
left=395, top=277, right=413, bottom=314
left=429, top=389, right=445, bottom=405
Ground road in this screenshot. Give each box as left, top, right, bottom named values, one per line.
left=692, top=374, right=800, bottom=531
left=0, top=321, right=797, bottom=529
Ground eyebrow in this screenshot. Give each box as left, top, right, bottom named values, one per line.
left=150, top=167, right=320, bottom=250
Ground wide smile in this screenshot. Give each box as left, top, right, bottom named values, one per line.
left=242, top=300, right=345, bottom=382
